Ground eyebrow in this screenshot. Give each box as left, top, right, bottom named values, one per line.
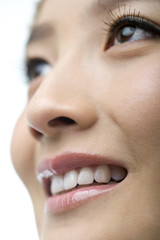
left=27, top=23, right=54, bottom=46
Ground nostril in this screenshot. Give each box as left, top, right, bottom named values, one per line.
left=48, top=117, right=76, bottom=127
left=29, top=127, right=43, bottom=139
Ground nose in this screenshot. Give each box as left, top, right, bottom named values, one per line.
left=26, top=67, right=98, bottom=139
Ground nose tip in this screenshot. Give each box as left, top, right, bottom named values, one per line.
left=26, top=99, right=98, bottom=139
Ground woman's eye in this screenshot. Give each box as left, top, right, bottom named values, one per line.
left=26, top=59, right=52, bottom=81
left=105, top=16, right=160, bottom=49
left=115, top=25, right=152, bottom=45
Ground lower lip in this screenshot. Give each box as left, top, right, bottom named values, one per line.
left=45, top=184, right=118, bottom=214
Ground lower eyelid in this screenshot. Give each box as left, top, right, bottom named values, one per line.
left=105, top=39, right=159, bottom=60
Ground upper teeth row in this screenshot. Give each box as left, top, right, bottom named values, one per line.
left=50, top=165, right=127, bottom=195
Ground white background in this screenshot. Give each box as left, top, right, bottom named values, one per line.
left=0, top=1, right=40, bottom=239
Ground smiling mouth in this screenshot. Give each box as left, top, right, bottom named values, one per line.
left=50, top=164, right=127, bottom=195
left=36, top=153, right=128, bottom=214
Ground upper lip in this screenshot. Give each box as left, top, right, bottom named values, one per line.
left=36, top=152, right=128, bottom=179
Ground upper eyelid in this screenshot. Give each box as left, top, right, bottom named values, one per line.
left=107, top=16, right=160, bottom=32
left=102, top=9, right=160, bottom=39
left=103, top=2, right=160, bottom=27
left=26, top=56, right=52, bottom=69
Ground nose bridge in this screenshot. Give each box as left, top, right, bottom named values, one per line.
left=51, top=53, right=88, bottom=100
left=33, top=51, right=91, bottom=107
left=26, top=52, right=98, bottom=137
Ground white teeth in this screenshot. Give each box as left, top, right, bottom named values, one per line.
left=78, top=167, right=94, bottom=185
left=64, top=170, right=78, bottom=191
left=94, top=165, right=111, bottom=183
left=51, top=175, right=64, bottom=195
left=49, top=165, right=127, bottom=195
left=111, top=166, right=127, bottom=181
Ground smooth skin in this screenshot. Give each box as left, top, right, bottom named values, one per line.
left=11, top=0, right=160, bottom=239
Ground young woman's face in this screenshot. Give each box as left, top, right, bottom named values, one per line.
left=11, top=0, right=160, bottom=239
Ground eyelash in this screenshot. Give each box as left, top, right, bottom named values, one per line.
left=25, top=7, right=160, bottom=83
left=103, top=7, right=160, bottom=49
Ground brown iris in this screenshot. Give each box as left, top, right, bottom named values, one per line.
left=117, top=26, right=135, bottom=43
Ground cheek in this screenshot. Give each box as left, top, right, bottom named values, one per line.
left=11, top=110, right=36, bottom=185
left=11, top=111, right=45, bottom=232
left=113, top=60, right=160, bottom=136
left=109, top=59, right=160, bottom=164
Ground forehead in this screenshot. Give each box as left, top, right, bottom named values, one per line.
left=36, top=0, right=93, bottom=23
left=36, top=0, right=134, bottom=23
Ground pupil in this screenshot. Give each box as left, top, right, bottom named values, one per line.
left=118, top=26, right=135, bottom=43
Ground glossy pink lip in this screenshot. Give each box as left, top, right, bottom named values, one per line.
left=37, top=152, right=128, bottom=214
left=37, top=152, right=127, bottom=176
left=45, top=184, right=119, bottom=214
